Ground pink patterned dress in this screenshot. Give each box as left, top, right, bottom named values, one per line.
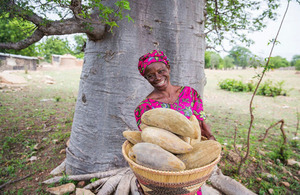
left=134, top=86, right=205, bottom=195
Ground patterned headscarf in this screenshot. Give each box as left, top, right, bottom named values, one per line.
left=138, top=50, right=170, bottom=76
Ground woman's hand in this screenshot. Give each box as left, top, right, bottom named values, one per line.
left=198, top=120, right=216, bottom=141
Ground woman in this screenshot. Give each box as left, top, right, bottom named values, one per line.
left=134, top=50, right=215, bottom=195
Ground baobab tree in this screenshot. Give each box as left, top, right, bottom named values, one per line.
left=0, top=0, right=280, bottom=175
left=0, top=0, right=207, bottom=174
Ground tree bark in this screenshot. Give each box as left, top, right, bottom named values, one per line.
left=66, top=0, right=206, bottom=174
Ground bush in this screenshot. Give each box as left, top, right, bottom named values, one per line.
left=295, top=59, right=300, bottom=71
left=218, top=79, right=288, bottom=97
left=219, top=79, right=251, bottom=92
left=256, top=80, right=287, bottom=97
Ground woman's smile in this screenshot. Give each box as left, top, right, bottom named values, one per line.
left=155, top=79, right=166, bottom=87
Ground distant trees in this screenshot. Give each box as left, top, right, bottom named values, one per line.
left=229, top=46, right=257, bottom=69
left=37, top=35, right=86, bottom=62
left=205, top=51, right=223, bottom=69
left=269, top=56, right=290, bottom=69
left=292, top=55, right=300, bottom=70
left=37, top=37, right=73, bottom=62
left=205, top=46, right=298, bottom=70
left=291, top=55, right=300, bottom=65
left=0, top=11, right=86, bottom=61
left=223, top=56, right=235, bottom=70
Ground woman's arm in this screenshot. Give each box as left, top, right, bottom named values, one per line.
left=198, top=120, right=216, bottom=140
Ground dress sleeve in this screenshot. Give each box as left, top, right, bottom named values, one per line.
left=134, top=101, right=152, bottom=131
left=191, top=88, right=206, bottom=121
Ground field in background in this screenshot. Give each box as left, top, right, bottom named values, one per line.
left=0, top=67, right=299, bottom=194
left=205, top=68, right=299, bottom=139
left=204, top=68, right=299, bottom=194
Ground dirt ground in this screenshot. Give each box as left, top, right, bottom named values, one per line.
left=0, top=66, right=299, bottom=194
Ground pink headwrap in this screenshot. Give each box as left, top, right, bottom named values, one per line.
left=138, top=50, right=170, bottom=76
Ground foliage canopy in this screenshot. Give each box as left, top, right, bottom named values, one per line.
left=205, top=0, right=281, bottom=49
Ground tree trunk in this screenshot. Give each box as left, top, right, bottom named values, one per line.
left=66, top=0, right=206, bottom=174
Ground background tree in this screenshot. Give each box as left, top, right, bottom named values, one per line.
left=223, top=55, right=235, bottom=70
left=0, top=0, right=207, bottom=174
left=229, top=46, right=254, bottom=69
left=294, top=59, right=300, bottom=70
left=37, top=36, right=73, bottom=62
left=0, top=0, right=284, bottom=176
left=291, top=54, right=300, bottom=66
left=269, top=56, right=290, bottom=69
left=205, top=51, right=224, bottom=69
left=71, top=34, right=87, bottom=59
left=205, top=0, right=280, bottom=49
left=205, top=51, right=212, bottom=69
left=211, top=52, right=224, bottom=69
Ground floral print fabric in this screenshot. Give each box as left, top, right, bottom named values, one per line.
left=134, top=86, right=206, bottom=130
left=138, top=50, right=170, bottom=76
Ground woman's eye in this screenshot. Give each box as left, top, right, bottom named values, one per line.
left=146, top=75, right=154, bottom=80
left=158, top=70, right=165, bottom=74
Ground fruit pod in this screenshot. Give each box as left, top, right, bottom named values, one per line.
left=141, top=126, right=193, bottom=154
left=189, top=115, right=202, bottom=145
left=177, top=140, right=222, bottom=169
left=123, top=130, right=143, bottom=145
left=130, top=142, right=186, bottom=171
left=141, top=108, right=198, bottom=139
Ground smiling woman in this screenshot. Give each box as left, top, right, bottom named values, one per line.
left=133, top=50, right=216, bottom=194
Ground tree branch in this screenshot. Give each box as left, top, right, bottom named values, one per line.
left=258, top=119, right=287, bottom=145
left=0, top=29, right=44, bottom=50
left=237, top=1, right=290, bottom=174
left=70, top=0, right=82, bottom=18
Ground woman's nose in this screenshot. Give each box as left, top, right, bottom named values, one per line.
left=154, top=72, right=162, bottom=80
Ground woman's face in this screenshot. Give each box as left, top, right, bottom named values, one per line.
left=144, top=62, right=171, bottom=90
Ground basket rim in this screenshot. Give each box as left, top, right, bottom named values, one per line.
left=122, top=140, right=221, bottom=176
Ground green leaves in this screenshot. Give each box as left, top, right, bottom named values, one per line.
left=218, top=78, right=288, bottom=97
left=205, top=0, right=280, bottom=48
left=79, top=0, right=134, bottom=33
left=0, top=13, right=37, bottom=56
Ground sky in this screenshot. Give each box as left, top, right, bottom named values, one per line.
left=243, top=0, right=300, bottom=61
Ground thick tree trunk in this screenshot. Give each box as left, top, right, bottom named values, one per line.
left=66, top=0, right=206, bottom=174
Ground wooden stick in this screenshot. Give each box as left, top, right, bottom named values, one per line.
left=0, top=173, right=34, bottom=190
left=258, top=119, right=287, bottom=144
left=83, top=177, right=109, bottom=190
left=96, top=169, right=129, bottom=195
left=130, top=175, right=140, bottom=195
left=42, top=167, right=128, bottom=184
left=115, top=172, right=134, bottom=195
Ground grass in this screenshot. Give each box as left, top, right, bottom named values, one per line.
left=204, top=68, right=300, bottom=194
left=0, top=66, right=81, bottom=194
left=0, top=66, right=299, bottom=194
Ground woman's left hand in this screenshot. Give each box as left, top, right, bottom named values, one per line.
left=208, top=135, right=216, bottom=141
left=199, top=120, right=216, bottom=141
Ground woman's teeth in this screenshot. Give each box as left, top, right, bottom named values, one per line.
left=157, top=80, right=165, bottom=86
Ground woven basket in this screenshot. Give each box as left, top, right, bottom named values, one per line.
left=122, top=140, right=221, bottom=195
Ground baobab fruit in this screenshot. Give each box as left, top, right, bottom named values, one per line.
left=189, top=115, right=202, bottom=146
left=177, top=140, right=221, bottom=169
left=141, top=108, right=198, bottom=139
left=123, top=131, right=142, bottom=145
left=141, top=126, right=193, bottom=154
left=130, top=142, right=186, bottom=171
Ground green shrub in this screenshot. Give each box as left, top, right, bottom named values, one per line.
left=295, top=59, right=300, bottom=71
left=256, top=80, right=287, bottom=97
left=218, top=79, right=251, bottom=92
left=218, top=79, right=288, bottom=96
